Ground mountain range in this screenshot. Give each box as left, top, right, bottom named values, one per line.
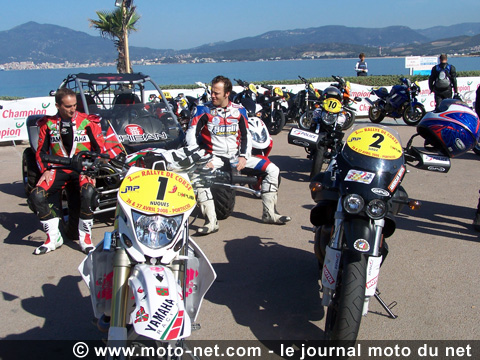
left=1, top=21, right=480, bottom=64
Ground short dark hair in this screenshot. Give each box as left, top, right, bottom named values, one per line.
left=359, top=53, right=365, bottom=59
left=439, top=54, right=448, bottom=62
left=55, top=88, right=76, bottom=105
left=211, top=75, right=232, bottom=94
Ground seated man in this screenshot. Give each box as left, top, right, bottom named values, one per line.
left=186, top=75, right=291, bottom=235
left=29, top=88, right=106, bottom=255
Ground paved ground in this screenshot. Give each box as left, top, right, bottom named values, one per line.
left=0, top=118, right=479, bottom=344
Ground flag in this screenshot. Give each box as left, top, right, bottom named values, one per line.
left=104, top=121, right=125, bottom=158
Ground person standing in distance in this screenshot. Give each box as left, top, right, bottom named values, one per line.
left=355, top=53, right=368, bottom=76
left=186, top=75, right=291, bottom=235
left=429, top=54, right=458, bottom=110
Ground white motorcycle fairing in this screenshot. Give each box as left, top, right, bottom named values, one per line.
left=129, top=264, right=191, bottom=340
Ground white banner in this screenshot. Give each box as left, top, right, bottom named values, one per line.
left=1, top=77, right=479, bottom=143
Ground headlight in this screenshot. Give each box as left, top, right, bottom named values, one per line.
left=366, top=199, right=387, bottom=219
left=132, top=210, right=183, bottom=249
left=343, top=194, right=364, bottom=214
left=321, top=111, right=338, bottom=125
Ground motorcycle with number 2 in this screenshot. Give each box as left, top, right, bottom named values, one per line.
left=310, top=103, right=480, bottom=345
left=78, top=147, right=217, bottom=358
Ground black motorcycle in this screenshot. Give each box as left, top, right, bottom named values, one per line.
left=288, top=86, right=349, bottom=179
left=296, top=75, right=323, bottom=130
left=310, top=124, right=452, bottom=344
left=258, top=84, right=287, bottom=135
left=330, top=75, right=362, bottom=130
left=233, top=78, right=259, bottom=116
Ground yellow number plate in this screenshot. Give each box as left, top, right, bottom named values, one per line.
left=119, top=170, right=196, bottom=215
left=346, top=127, right=403, bottom=160
left=323, top=98, right=342, bottom=113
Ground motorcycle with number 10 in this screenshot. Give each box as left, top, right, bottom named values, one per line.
left=311, top=99, right=480, bottom=344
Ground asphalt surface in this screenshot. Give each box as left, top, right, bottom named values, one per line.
left=0, top=118, right=479, bottom=345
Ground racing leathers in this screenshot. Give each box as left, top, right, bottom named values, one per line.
left=186, top=101, right=290, bottom=234
left=29, top=111, right=106, bottom=255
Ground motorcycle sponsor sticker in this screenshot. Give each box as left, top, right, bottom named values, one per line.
left=156, top=287, right=169, bottom=296
left=323, top=265, right=335, bottom=285
left=125, top=124, right=145, bottom=135
left=354, top=239, right=370, bottom=252
left=427, top=166, right=447, bottom=172
left=120, top=169, right=196, bottom=215
left=289, top=128, right=319, bottom=142
left=371, top=188, right=391, bottom=197
left=345, top=169, right=375, bottom=184
left=134, top=306, right=149, bottom=323
left=366, top=275, right=379, bottom=289
left=346, top=126, right=403, bottom=160
left=388, top=165, right=406, bottom=192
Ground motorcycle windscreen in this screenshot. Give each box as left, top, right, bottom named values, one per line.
left=98, top=103, right=184, bottom=153
left=129, top=264, right=191, bottom=341
left=339, top=125, right=405, bottom=197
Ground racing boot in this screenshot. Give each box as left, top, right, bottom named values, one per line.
left=197, top=199, right=219, bottom=235
left=78, top=218, right=95, bottom=254
left=262, top=192, right=291, bottom=225
left=34, top=218, right=63, bottom=255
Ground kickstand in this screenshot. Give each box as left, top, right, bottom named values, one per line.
left=375, top=288, right=398, bottom=319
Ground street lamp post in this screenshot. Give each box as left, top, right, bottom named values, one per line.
left=115, top=0, right=132, bottom=73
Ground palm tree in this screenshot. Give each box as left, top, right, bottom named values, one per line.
left=89, top=7, right=140, bottom=73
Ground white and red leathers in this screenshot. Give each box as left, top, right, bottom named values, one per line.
left=186, top=101, right=290, bottom=234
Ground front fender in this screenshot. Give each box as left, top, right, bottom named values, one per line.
left=343, top=217, right=377, bottom=255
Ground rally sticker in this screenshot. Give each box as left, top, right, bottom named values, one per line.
left=345, top=169, right=375, bottom=184
left=119, top=170, right=196, bottom=215
left=354, top=239, right=370, bottom=252
left=346, top=126, right=403, bottom=160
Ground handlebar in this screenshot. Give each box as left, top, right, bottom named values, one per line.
left=42, top=151, right=114, bottom=174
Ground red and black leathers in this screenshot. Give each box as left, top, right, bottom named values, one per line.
left=30, top=112, right=105, bottom=221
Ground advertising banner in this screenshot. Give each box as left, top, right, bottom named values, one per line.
left=1, top=78, right=479, bottom=143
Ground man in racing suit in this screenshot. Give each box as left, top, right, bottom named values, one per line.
left=186, top=75, right=290, bottom=235
left=29, top=88, right=106, bottom=255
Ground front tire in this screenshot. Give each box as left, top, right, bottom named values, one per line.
left=310, top=147, right=325, bottom=179
left=268, top=109, right=286, bottom=135
left=298, top=112, right=312, bottom=130
left=473, top=144, right=480, bottom=156
left=342, top=110, right=355, bottom=130
left=324, top=251, right=367, bottom=342
left=402, top=103, right=425, bottom=126
left=368, top=105, right=385, bottom=123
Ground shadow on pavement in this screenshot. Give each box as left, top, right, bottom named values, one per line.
left=397, top=200, right=479, bottom=242
left=206, top=236, right=324, bottom=348
left=2, top=275, right=100, bottom=340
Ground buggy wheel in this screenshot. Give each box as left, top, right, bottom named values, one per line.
left=22, top=148, right=40, bottom=196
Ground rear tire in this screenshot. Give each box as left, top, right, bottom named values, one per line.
left=402, top=103, right=425, bottom=126
left=268, top=109, right=286, bottom=135
left=324, top=251, right=367, bottom=343
left=211, top=186, right=235, bottom=220
left=473, top=144, right=480, bottom=156
left=368, top=106, right=385, bottom=123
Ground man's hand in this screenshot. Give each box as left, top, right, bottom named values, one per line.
left=37, top=170, right=53, bottom=186
left=237, top=156, right=247, bottom=171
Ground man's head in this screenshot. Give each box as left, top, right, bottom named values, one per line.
left=359, top=53, right=365, bottom=61
left=439, top=54, right=448, bottom=63
left=211, top=75, right=232, bottom=108
left=55, top=88, right=77, bottom=120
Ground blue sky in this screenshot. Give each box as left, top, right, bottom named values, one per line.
left=2, top=0, right=480, bottom=50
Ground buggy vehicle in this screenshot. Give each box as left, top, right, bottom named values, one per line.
left=22, top=72, right=186, bottom=220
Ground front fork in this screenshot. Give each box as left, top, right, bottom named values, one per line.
left=320, top=201, right=385, bottom=309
